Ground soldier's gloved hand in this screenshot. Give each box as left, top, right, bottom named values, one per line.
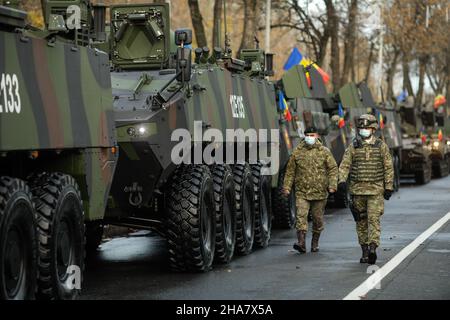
left=384, top=189, right=393, bottom=200
left=338, top=182, right=347, bottom=192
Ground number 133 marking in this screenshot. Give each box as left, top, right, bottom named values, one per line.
left=0, top=73, right=21, bottom=114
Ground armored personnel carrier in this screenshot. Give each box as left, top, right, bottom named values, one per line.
left=0, top=1, right=117, bottom=299
left=398, top=98, right=432, bottom=184
left=94, top=3, right=295, bottom=272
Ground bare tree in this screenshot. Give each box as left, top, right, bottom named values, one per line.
left=340, top=0, right=358, bottom=85
left=239, top=0, right=261, bottom=52
left=326, top=0, right=340, bottom=90
left=212, top=0, right=223, bottom=48
left=188, top=0, right=208, bottom=48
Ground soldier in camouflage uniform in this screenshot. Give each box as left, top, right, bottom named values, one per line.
left=283, top=127, right=338, bottom=253
left=338, top=114, right=394, bottom=265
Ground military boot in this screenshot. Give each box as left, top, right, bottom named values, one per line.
left=368, top=243, right=377, bottom=265
left=293, top=231, right=306, bottom=253
left=311, top=233, right=320, bottom=252
left=360, top=244, right=369, bottom=263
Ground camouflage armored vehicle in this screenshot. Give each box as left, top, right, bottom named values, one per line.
left=398, top=98, right=432, bottom=184
left=91, top=3, right=294, bottom=272
left=0, top=1, right=117, bottom=299
left=422, top=102, right=450, bottom=177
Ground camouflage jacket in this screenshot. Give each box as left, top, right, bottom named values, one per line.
left=283, top=140, right=338, bottom=200
left=339, top=136, right=394, bottom=195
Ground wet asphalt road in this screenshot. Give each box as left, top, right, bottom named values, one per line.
left=83, top=176, right=450, bottom=300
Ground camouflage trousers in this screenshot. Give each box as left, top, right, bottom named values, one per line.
left=352, top=194, right=384, bottom=246
left=295, top=197, right=327, bottom=234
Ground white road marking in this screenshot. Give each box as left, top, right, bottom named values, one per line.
left=343, top=211, right=450, bottom=300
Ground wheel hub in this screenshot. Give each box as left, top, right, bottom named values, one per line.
left=5, top=228, right=25, bottom=297
left=57, top=220, right=73, bottom=280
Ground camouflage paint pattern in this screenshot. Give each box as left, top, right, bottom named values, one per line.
left=339, top=136, right=394, bottom=195
left=352, top=194, right=384, bottom=246
left=283, top=140, right=338, bottom=200
left=295, top=198, right=327, bottom=233
left=0, top=4, right=117, bottom=221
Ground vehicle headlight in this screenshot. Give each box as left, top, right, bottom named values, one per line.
left=138, top=126, right=147, bottom=135
left=447, top=141, right=450, bottom=146
left=433, top=141, right=440, bottom=148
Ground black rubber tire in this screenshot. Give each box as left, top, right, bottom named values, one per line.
left=166, top=165, right=216, bottom=272
left=393, top=155, right=401, bottom=192
left=232, top=163, right=256, bottom=255
left=0, top=177, right=37, bottom=300
left=434, top=159, right=449, bottom=178
left=211, top=164, right=236, bottom=264
left=251, top=163, right=272, bottom=249
left=85, top=222, right=104, bottom=254
left=30, top=173, right=85, bottom=300
left=272, top=168, right=296, bottom=229
left=415, top=162, right=432, bottom=185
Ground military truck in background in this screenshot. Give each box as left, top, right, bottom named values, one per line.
left=422, top=102, right=450, bottom=177
left=398, top=98, right=432, bottom=184
left=0, top=0, right=117, bottom=299
left=86, top=2, right=299, bottom=272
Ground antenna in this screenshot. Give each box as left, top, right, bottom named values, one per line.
left=223, top=0, right=231, bottom=57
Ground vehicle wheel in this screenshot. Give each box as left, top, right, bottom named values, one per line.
left=232, top=163, right=255, bottom=255
left=272, top=168, right=296, bottom=229
left=0, top=177, right=37, bottom=300
left=415, top=162, right=432, bottom=185
left=251, top=163, right=272, bottom=248
left=334, top=182, right=350, bottom=208
left=166, top=165, right=215, bottom=272
left=31, top=173, right=85, bottom=300
left=85, top=222, right=104, bottom=254
left=393, top=155, right=401, bottom=192
left=211, top=164, right=236, bottom=264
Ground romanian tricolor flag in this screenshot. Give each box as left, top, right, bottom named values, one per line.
left=438, top=129, right=443, bottom=141
left=283, top=48, right=330, bottom=86
left=434, top=95, right=446, bottom=109
left=278, top=91, right=292, bottom=122
left=420, top=130, right=427, bottom=143
left=338, top=103, right=345, bottom=128
left=300, top=58, right=330, bottom=86
left=377, top=110, right=385, bottom=129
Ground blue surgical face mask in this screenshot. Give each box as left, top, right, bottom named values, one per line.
left=305, top=136, right=316, bottom=145
left=359, top=129, right=372, bottom=138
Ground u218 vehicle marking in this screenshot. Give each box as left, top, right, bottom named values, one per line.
left=0, top=73, right=21, bottom=114
left=230, top=95, right=245, bottom=119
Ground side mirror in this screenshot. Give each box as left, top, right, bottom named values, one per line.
left=93, top=4, right=106, bottom=42
left=265, top=53, right=274, bottom=77
left=176, top=47, right=192, bottom=83
left=48, top=14, right=67, bottom=32
left=175, top=29, right=192, bottom=46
